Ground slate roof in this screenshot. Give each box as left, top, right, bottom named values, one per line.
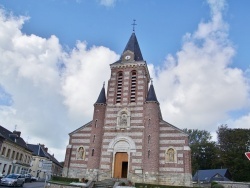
left=95, top=85, right=106, bottom=104
left=146, top=83, right=158, bottom=102
left=0, top=125, right=32, bottom=152
left=27, top=143, right=63, bottom=167
left=193, top=169, right=232, bottom=182
left=47, top=152, right=63, bottom=167
left=122, top=32, right=143, bottom=61
left=27, top=144, right=47, bottom=158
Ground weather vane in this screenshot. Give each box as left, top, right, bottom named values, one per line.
left=132, top=19, right=137, bottom=32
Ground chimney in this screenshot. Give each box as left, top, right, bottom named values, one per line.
left=13, top=131, right=21, bottom=137
left=44, top=147, right=48, bottom=153
left=9, top=134, right=18, bottom=142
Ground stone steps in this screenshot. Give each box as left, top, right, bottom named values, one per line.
left=94, top=179, right=116, bottom=188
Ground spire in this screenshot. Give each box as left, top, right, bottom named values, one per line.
left=146, top=81, right=158, bottom=102
left=95, top=83, right=106, bottom=104
left=122, top=32, right=143, bottom=61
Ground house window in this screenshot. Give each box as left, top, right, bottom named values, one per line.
left=148, top=118, right=151, bottom=127
left=130, top=71, right=137, bottom=102
left=6, top=149, right=11, bottom=158
left=116, top=72, right=123, bottom=103
left=15, top=152, right=19, bottom=160
left=148, top=150, right=150, bottom=158
left=93, top=135, right=96, bottom=143
left=1, top=147, right=6, bottom=156
left=91, top=149, right=94, bottom=156
left=11, top=150, right=15, bottom=159
left=2, top=164, right=6, bottom=174
left=19, top=153, right=23, bottom=161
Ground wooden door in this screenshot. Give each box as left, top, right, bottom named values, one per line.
left=113, top=152, right=128, bottom=178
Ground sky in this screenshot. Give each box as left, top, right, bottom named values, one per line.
left=0, top=0, right=250, bottom=162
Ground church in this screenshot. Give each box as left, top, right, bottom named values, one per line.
left=63, top=31, right=192, bottom=187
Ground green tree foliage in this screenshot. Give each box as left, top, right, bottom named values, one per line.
left=183, top=129, right=220, bottom=175
left=217, top=125, right=250, bottom=181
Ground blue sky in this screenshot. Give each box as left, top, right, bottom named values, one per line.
left=0, top=0, right=250, bottom=161
left=2, top=0, right=250, bottom=69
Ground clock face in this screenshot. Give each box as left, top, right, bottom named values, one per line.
left=125, top=55, right=131, bottom=60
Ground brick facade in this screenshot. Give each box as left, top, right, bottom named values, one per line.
left=63, top=33, right=192, bottom=187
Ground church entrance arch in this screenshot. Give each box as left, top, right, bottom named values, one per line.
left=114, top=152, right=128, bottom=178
left=107, top=135, right=136, bottom=178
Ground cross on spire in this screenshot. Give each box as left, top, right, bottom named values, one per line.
left=150, top=78, right=153, bottom=85
left=132, top=19, right=137, bottom=32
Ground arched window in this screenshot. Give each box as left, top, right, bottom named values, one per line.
left=148, top=135, right=151, bottom=144
left=165, top=148, right=176, bottom=163
left=116, top=72, right=123, bottom=103
left=94, top=120, right=97, bottom=128
left=130, top=71, right=137, bottom=102
left=148, top=150, right=150, bottom=159
left=93, top=135, right=96, bottom=143
left=91, top=149, right=95, bottom=156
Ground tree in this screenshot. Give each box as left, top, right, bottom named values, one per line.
left=217, top=125, right=250, bottom=181
left=183, top=129, right=220, bottom=174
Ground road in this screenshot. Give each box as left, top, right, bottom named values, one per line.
left=0, top=181, right=45, bottom=188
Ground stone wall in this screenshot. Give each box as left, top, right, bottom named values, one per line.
left=217, top=181, right=250, bottom=188
left=45, top=183, right=83, bottom=188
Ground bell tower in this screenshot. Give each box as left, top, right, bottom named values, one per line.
left=98, top=32, right=151, bottom=179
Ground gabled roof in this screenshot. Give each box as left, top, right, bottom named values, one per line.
left=69, top=121, right=93, bottom=135
left=122, top=32, right=143, bottom=61
left=27, top=144, right=47, bottom=158
left=95, top=84, right=106, bottom=104
left=160, top=120, right=189, bottom=136
left=0, top=125, right=32, bottom=152
left=27, top=143, right=63, bottom=167
left=146, top=83, right=158, bottom=102
left=193, top=169, right=232, bottom=182
left=47, top=152, right=63, bottom=167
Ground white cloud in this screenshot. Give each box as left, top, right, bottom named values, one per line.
left=0, top=9, right=119, bottom=161
left=61, top=41, right=119, bottom=120
left=150, top=0, right=250, bottom=132
left=98, top=0, right=117, bottom=7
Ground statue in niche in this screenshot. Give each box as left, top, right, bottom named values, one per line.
left=166, top=148, right=175, bottom=162
left=120, top=113, right=128, bottom=126
left=77, top=147, right=85, bottom=160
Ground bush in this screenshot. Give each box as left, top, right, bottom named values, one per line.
left=51, top=176, right=79, bottom=183
left=211, top=182, right=224, bottom=188
left=120, top=182, right=126, bottom=186
left=212, top=184, right=224, bottom=188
